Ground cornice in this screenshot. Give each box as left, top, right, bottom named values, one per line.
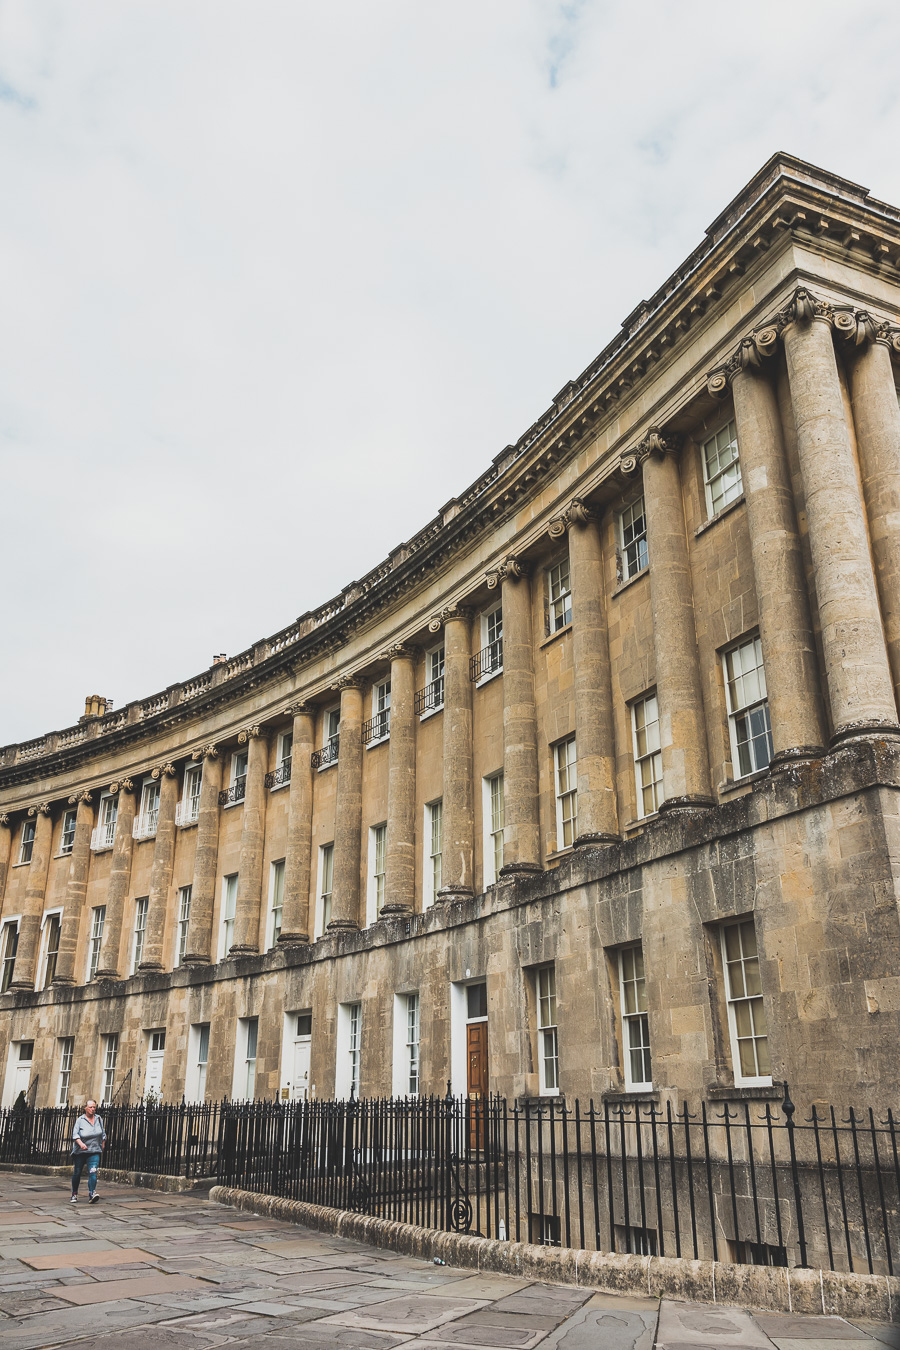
left=4, top=157, right=900, bottom=789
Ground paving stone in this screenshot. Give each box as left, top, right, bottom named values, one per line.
left=424, top=1276, right=532, bottom=1300
left=0, top=1238, right=119, bottom=1258
left=0, top=1291, right=70, bottom=1315
left=656, top=1298, right=775, bottom=1348
left=755, top=1315, right=873, bottom=1340
left=86, top=1328, right=235, bottom=1349
left=20, top=1246, right=156, bottom=1269
left=0, top=1297, right=177, bottom=1350
left=584, top=1293, right=659, bottom=1311
left=849, top=1327, right=900, bottom=1349
left=54, top=1273, right=209, bottom=1305
left=488, top=1286, right=592, bottom=1317
left=540, top=1302, right=658, bottom=1350
left=322, top=1293, right=490, bottom=1334
left=770, top=1343, right=882, bottom=1350
left=234, top=1326, right=413, bottom=1347
left=276, top=1269, right=386, bottom=1293
left=0, top=1212, right=57, bottom=1226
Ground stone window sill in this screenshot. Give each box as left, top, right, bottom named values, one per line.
left=317, top=760, right=338, bottom=773
left=365, top=736, right=389, bottom=752
left=268, top=779, right=290, bottom=791
left=718, top=768, right=768, bottom=796
left=177, top=819, right=198, bottom=829
left=418, top=706, right=443, bottom=724
left=623, top=812, right=659, bottom=833
left=707, top=1083, right=781, bottom=1102
left=474, top=667, right=503, bottom=690
left=540, top=623, right=572, bottom=649
left=545, top=847, right=573, bottom=864
left=54, top=852, right=74, bottom=860
left=694, top=493, right=745, bottom=538
left=222, top=799, right=244, bottom=809
left=518, top=1094, right=566, bottom=1109
left=612, top=567, right=649, bottom=599
left=11, top=860, right=30, bottom=868
left=602, top=1089, right=660, bottom=1105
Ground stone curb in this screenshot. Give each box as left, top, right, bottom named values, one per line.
left=209, top=1184, right=899, bottom=1324
left=0, top=1161, right=214, bottom=1193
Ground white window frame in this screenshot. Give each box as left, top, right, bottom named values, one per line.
left=547, top=556, right=572, bottom=632
left=93, top=792, right=118, bottom=851
left=391, top=991, right=420, bottom=1097
left=368, top=680, right=391, bottom=745
left=101, top=1032, right=119, bottom=1104
left=177, top=764, right=203, bottom=827
left=316, top=707, right=341, bottom=770
left=174, top=885, right=192, bottom=968
left=618, top=496, right=649, bottom=581
left=134, top=779, right=160, bottom=841
left=723, top=635, right=773, bottom=779
left=131, top=896, right=149, bottom=973
left=424, top=800, right=442, bottom=908
left=554, top=737, right=578, bottom=851
left=366, top=824, right=387, bottom=925
left=536, top=965, right=559, bottom=1095
left=19, top=819, right=35, bottom=865
left=702, top=417, right=743, bottom=517
left=632, top=693, right=663, bottom=819
left=86, top=905, right=106, bottom=981
left=277, top=731, right=293, bottom=768
left=59, top=808, right=77, bottom=857
left=419, top=645, right=445, bottom=719
left=476, top=605, right=503, bottom=684
left=268, top=859, right=285, bottom=947
left=721, top=920, right=772, bottom=1087
left=233, top=1017, right=258, bottom=1099
left=482, top=772, right=504, bottom=885
left=336, top=1001, right=362, bottom=1100
left=219, top=873, right=238, bottom=959
left=315, top=843, right=334, bottom=938
left=619, top=945, right=652, bottom=1091
left=225, top=749, right=248, bottom=806
left=0, top=920, right=19, bottom=993
left=57, top=1036, right=74, bottom=1106
left=37, top=908, right=62, bottom=990
left=187, top=1023, right=210, bottom=1102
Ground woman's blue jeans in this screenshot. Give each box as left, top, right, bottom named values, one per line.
left=71, top=1151, right=100, bottom=1196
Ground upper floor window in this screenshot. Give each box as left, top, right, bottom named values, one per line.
left=59, top=809, right=77, bottom=856
left=1, top=922, right=18, bottom=993
left=92, top=793, right=117, bottom=851
left=313, top=708, right=341, bottom=769
left=174, top=886, right=192, bottom=968
left=220, top=874, right=238, bottom=957
left=393, top=991, right=420, bottom=1097
left=238, top=1017, right=258, bottom=1099
left=229, top=750, right=248, bottom=802
left=177, top=764, right=203, bottom=826
left=721, top=919, right=771, bottom=1086
left=57, top=1036, right=74, bottom=1106
left=132, top=896, right=148, bottom=973
left=554, top=737, right=577, bottom=850
left=536, top=965, right=559, bottom=1095
left=87, top=906, right=106, bottom=981
left=268, top=732, right=293, bottom=789
left=416, top=646, right=445, bottom=716
left=41, top=912, right=61, bottom=988
left=483, top=772, right=504, bottom=885
left=632, top=694, right=663, bottom=818
left=724, top=635, right=773, bottom=778
left=134, top=780, right=160, bottom=841
left=619, top=496, right=648, bottom=581
left=269, top=859, right=285, bottom=947
left=703, top=419, right=742, bottom=516
left=369, top=824, right=386, bottom=922
left=365, top=680, right=391, bottom=745
left=425, top=800, right=442, bottom=907
left=318, top=843, right=334, bottom=935
left=19, top=820, right=35, bottom=865
left=101, top=1032, right=119, bottom=1103
left=547, top=557, right=572, bottom=632
left=472, top=606, right=503, bottom=681
left=619, top=945, right=652, bottom=1091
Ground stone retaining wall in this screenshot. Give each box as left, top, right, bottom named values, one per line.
left=209, top=1184, right=900, bottom=1325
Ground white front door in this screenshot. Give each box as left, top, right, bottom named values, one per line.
left=291, top=1037, right=311, bottom=1101
left=2, top=1041, right=34, bottom=1107
left=145, top=1030, right=165, bottom=1097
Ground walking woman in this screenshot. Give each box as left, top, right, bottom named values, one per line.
left=71, top=1099, right=106, bottom=1203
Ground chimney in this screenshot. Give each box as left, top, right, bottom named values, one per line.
left=82, top=694, right=109, bottom=719
left=212, top=653, right=227, bottom=666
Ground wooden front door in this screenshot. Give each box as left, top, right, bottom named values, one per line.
left=466, top=1022, right=488, bottom=1151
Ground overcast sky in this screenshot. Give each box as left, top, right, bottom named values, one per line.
left=1, top=1, right=899, bottom=745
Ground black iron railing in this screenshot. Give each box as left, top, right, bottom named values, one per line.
left=470, top=639, right=503, bottom=682
left=218, top=776, right=247, bottom=807
left=265, top=759, right=292, bottom=789
left=4, top=1091, right=899, bottom=1276
left=311, top=738, right=339, bottom=770
left=362, top=711, right=390, bottom=745
left=414, top=679, right=444, bottom=716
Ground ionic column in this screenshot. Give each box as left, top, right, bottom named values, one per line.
left=782, top=292, right=899, bottom=739
left=279, top=704, right=315, bottom=945
left=0, top=813, right=11, bottom=907
left=499, top=562, right=542, bottom=873
left=328, top=679, right=364, bottom=931
left=229, top=726, right=268, bottom=955
left=382, top=646, right=417, bottom=916
left=137, top=763, right=178, bottom=972
left=839, top=314, right=900, bottom=712
left=711, top=344, right=826, bottom=762
left=437, top=610, right=474, bottom=900
left=183, top=745, right=222, bottom=965
left=53, top=792, right=93, bottom=986
left=557, top=501, right=619, bottom=843
left=9, top=803, right=53, bottom=990
left=635, top=432, right=714, bottom=809
left=94, top=779, right=136, bottom=979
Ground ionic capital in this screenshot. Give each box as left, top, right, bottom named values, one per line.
left=237, top=725, right=262, bottom=744
left=548, top=497, right=592, bottom=537
left=385, top=642, right=419, bottom=662
left=427, top=604, right=472, bottom=633
left=485, top=556, right=526, bottom=591
left=707, top=324, right=780, bottom=398
left=285, top=701, right=315, bottom=718
left=192, top=744, right=219, bottom=762
left=109, top=778, right=134, bottom=795
left=832, top=308, right=885, bottom=349
left=620, top=427, right=682, bottom=475
left=331, top=674, right=367, bottom=693
left=151, top=762, right=177, bottom=779
left=28, top=801, right=51, bottom=817
left=0, top=812, right=9, bottom=827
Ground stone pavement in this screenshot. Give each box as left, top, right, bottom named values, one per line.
left=0, top=1174, right=897, bottom=1350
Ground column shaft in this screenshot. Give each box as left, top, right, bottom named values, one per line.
left=10, top=808, right=53, bottom=990
left=783, top=317, right=898, bottom=736
left=329, top=683, right=364, bottom=930
left=568, top=513, right=619, bottom=842
left=138, top=768, right=178, bottom=971
left=848, top=337, right=900, bottom=711
left=643, top=449, right=714, bottom=807
left=280, top=707, right=315, bottom=944
left=53, top=795, right=94, bottom=986
left=183, top=750, right=222, bottom=964
left=95, top=784, right=136, bottom=978
left=438, top=614, right=474, bottom=899
left=731, top=366, right=827, bottom=760
left=383, top=650, right=417, bottom=915
left=0, top=817, right=11, bottom=907
left=500, top=570, right=541, bottom=872
left=231, top=730, right=269, bottom=954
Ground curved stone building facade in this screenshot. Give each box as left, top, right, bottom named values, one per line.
left=3, top=153, right=900, bottom=1114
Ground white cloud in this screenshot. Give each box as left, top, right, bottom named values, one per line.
left=1, top=0, right=898, bottom=742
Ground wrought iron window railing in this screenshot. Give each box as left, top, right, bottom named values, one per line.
left=414, top=678, right=444, bottom=716
left=311, top=737, right=339, bottom=770
left=362, top=710, right=391, bottom=745
left=265, top=758, right=292, bottom=789
left=218, top=775, right=247, bottom=807
left=470, top=639, right=503, bottom=682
